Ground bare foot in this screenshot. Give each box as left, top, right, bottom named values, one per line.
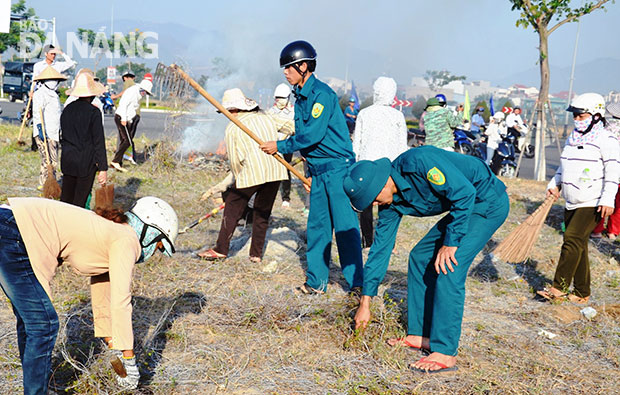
left=410, top=352, right=457, bottom=372
left=387, top=335, right=430, bottom=350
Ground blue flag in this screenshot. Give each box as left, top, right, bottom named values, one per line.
left=350, top=81, right=360, bottom=111
left=489, top=95, right=495, bottom=116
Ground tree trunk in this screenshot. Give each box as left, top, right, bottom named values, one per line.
left=534, top=27, right=551, bottom=181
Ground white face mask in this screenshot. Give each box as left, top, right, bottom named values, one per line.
left=275, top=98, right=289, bottom=110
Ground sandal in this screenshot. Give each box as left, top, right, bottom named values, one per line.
left=387, top=337, right=430, bottom=353
left=197, top=248, right=226, bottom=261
left=409, top=357, right=458, bottom=374
left=536, top=288, right=567, bottom=301
left=567, top=294, right=590, bottom=305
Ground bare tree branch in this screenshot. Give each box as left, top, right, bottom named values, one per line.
left=548, top=0, right=610, bottom=34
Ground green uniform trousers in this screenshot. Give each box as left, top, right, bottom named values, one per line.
left=306, top=166, right=363, bottom=291
left=553, top=206, right=600, bottom=298
left=407, top=192, right=509, bottom=356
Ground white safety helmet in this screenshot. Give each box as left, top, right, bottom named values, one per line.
left=493, top=112, right=505, bottom=121
left=274, top=83, right=291, bottom=99
left=129, top=197, right=178, bottom=256
left=567, top=93, right=606, bottom=116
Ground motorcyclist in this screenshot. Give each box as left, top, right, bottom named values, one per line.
left=484, top=112, right=507, bottom=165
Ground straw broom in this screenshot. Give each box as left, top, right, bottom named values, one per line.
left=492, top=194, right=558, bottom=263
left=39, top=109, right=62, bottom=199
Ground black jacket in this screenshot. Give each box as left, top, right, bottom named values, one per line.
left=60, top=100, right=107, bottom=177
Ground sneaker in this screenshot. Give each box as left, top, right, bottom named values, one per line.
left=110, top=162, right=128, bottom=173
left=609, top=233, right=617, bottom=241
left=128, top=158, right=137, bottom=165
left=281, top=201, right=290, bottom=208
left=591, top=232, right=603, bottom=239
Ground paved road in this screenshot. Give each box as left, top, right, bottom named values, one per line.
left=0, top=99, right=203, bottom=139
left=0, top=99, right=562, bottom=180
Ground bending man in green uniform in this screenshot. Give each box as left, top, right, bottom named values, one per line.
left=343, top=146, right=509, bottom=373
left=260, top=40, right=363, bottom=294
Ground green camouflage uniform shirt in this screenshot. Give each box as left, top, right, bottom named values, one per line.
left=423, top=106, right=463, bottom=149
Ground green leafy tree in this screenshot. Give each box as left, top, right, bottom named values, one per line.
left=509, top=0, right=612, bottom=180
left=423, top=70, right=466, bottom=91
left=0, top=0, right=45, bottom=55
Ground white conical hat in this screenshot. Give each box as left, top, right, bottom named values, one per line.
left=66, top=72, right=106, bottom=97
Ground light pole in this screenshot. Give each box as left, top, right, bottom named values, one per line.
left=563, top=3, right=583, bottom=137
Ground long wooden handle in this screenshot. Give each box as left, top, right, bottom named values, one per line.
left=17, top=85, right=35, bottom=142
left=170, top=64, right=310, bottom=186
left=39, top=109, right=51, bottom=165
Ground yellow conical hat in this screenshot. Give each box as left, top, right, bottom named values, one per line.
left=33, top=65, right=68, bottom=81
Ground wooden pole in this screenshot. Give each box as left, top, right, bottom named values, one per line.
left=17, top=84, right=35, bottom=145
left=546, top=99, right=563, bottom=156
left=170, top=64, right=310, bottom=186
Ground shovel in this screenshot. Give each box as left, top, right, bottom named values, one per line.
left=155, top=63, right=310, bottom=187
left=39, top=109, right=61, bottom=199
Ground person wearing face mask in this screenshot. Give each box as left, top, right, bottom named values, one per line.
left=31, top=67, right=68, bottom=190
left=538, top=93, right=620, bottom=304
left=268, top=83, right=296, bottom=208
left=0, top=196, right=178, bottom=393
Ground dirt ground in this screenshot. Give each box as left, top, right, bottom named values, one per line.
left=0, top=124, right=619, bottom=394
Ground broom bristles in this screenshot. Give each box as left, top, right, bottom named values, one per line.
left=493, top=195, right=557, bottom=263
left=43, top=165, right=61, bottom=200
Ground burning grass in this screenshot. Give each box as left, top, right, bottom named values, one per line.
left=0, top=124, right=619, bottom=394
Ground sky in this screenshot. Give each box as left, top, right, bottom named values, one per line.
left=22, top=0, right=620, bottom=89
left=15, top=0, right=618, bottom=153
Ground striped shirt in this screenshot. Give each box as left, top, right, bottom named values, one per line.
left=226, top=111, right=288, bottom=189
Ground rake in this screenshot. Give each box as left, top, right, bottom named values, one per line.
left=153, top=63, right=310, bottom=187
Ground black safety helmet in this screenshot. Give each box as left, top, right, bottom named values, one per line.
left=280, top=40, right=317, bottom=71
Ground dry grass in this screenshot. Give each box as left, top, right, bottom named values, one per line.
left=0, top=124, right=619, bottom=394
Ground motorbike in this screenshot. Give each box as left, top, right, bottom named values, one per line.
left=100, top=91, right=115, bottom=115
left=408, top=128, right=425, bottom=147
left=487, top=132, right=518, bottom=177
left=454, top=127, right=479, bottom=156
left=509, top=125, right=535, bottom=159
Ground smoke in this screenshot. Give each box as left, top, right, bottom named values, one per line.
left=177, top=23, right=286, bottom=155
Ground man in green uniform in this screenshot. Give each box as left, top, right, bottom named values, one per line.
left=423, top=97, right=463, bottom=150
left=260, top=40, right=363, bottom=294
left=343, top=146, right=509, bottom=372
